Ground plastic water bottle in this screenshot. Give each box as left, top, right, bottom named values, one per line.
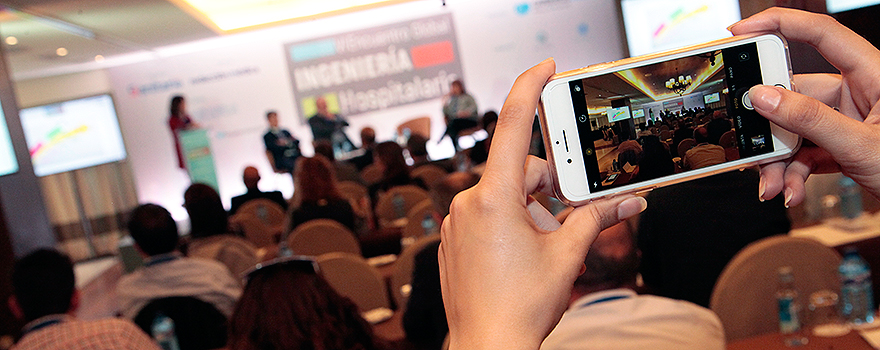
left=151, top=313, right=181, bottom=350
left=839, top=248, right=876, bottom=326
left=839, top=176, right=863, bottom=220
left=392, top=193, right=406, bottom=219
left=421, top=213, right=437, bottom=236
left=776, top=266, right=807, bottom=346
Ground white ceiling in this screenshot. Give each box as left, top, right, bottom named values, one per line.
left=0, top=0, right=220, bottom=80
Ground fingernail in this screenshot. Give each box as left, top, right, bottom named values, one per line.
left=541, top=57, right=554, bottom=64
left=751, top=85, right=781, bottom=112
left=617, top=197, right=648, bottom=220
left=783, top=188, right=793, bottom=208
left=758, top=176, right=766, bottom=202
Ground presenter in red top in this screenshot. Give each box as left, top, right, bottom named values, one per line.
left=168, top=95, right=198, bottom=169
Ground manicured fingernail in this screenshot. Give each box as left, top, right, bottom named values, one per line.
left=783, top=188, right=793, bottom=208
left=541, top=57, right=554, bottom=64
left=758, top=176, right=766, bottom=202
left=618, top=197, right=648, bottom=220
left=751, top=85, right=781, bottom=111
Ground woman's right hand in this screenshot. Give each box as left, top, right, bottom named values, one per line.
left=729, top=8, right=880, bottom=207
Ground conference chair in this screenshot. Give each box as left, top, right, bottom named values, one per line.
left=411, top=164, right=448, bottom=188
left=402, top=199, right=438, bottom=242
left=317, top=252, right=392, bottom=317
left=287, top=219, right=362, bottom=256
left=187, top=234, right=258, bottom=277
left=231, top=199, right=286, bottom=247
left=397, top=116, right=432, bottom=139
left=361, top=164, right=384, bottom=186
left=375, top=185, right=430, bottom=228
left=719, top=130, right=737, bottom=148
left=337, top=181, right=372, bottom=225
left=709, top=235, right=841, bottom=342
left=134, top=296, right=227, bottom=350
left=390, top=234, right=442, bottom=310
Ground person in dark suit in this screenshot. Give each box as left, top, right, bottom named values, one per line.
left=263, top=111, right=301, bottom=173
left=229, top=166, right=287, bottom=215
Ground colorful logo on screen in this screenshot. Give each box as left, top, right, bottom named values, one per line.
left=29, top=125, right=88, bottom=160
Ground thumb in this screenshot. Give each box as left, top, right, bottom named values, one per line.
left=749, top=85, right=869, bottom=163
left=557, top=196, right=647, bottom=248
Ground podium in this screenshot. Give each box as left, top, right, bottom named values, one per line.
left=179, top=129, right=218, bottom=190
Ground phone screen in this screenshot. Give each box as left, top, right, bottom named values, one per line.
left=569, top=42, right=773, bottom=192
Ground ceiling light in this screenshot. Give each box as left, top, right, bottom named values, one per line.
left=5, top=37, right=17, bottom=45
left=95, top=55, right=105, bottom=62
left=56, top=48, right=68, bottom=57
left=172, top=0, right=417, bottom=32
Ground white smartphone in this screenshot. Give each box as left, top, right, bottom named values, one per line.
left=538, top=33, right=800, bottom=205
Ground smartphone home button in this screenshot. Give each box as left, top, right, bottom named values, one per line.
left=742, top=90, right=754, bottom=110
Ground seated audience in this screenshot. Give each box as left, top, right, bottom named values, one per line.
left=228, top=258, right=388, bottom=350
left=616, top=139, right=642, bottom=169
left=638, top=169, right=790, bottom=307
left=632, top=135, right=674, bottom=182
left=350, top=127, right=377, bottom=171
left=117, top=204, right=241, bottom=319
left=683, top=127, right=726, bottom=170
left=289, top=156, right=356, bottom=232
left=541, top=222, right=725, bottom=350
left=369, top=141, right=426, bottom=202
left=468, top=111, right=498, bottom=166
left=229, top=166, right=287, bottom=215
left=403, top=171, right=480, bottom=350
left=10, top=249, right=160, bottom=350
left=184, top=184, right=258, bottom=276
left=407, top=134, right=431, bottom=168
left=314, top=140, right=362, bottom=184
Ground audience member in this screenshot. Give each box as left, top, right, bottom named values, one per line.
left=671, top=120, right=693, bottom=157
left=407, top=134, right=431, bottom=168
left=440, top=80, right=479, bottom=151
left=683, top=126, right=726, bottom=169
left=632, top=135, right=675, bottom=182
left=308, top=96, right=354, bottom=153
left=168, top=95, right=197, bottom=170
left=228, top=258, right=387, bottom=350
left=10, top=249, right=160, bottom=350
left=468, top=111, right=498, bottom=166
left=314, top=140, right=362, bottom=184
left=369, top=141, right=425, bottom=202
left=403, top=171, right=480, bottom=350
left=184, top=183, right=258, bottom=276
left=184, top=184, right=231, bottom=239
left=289, top=156, right=356, bottom=232
left=117, top=204, right=241, bottom=319
left=229, top=166, right=287, bottom=215
left=350, top=127, right=377, bottom=171
left=541, top=222, right=724, bottom=350
left=616, top=139, right=642, bottom=169
left=263, top=111, right=302, bottom=173
left=637, top=169, right=790, bottom=307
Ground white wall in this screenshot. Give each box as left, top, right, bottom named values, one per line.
left=17, top=0, right=626, bottom=220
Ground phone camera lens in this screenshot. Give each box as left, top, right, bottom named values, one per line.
left=578, top=114, right=587, bottom=123
left=567, top=159, right=572, bottom=164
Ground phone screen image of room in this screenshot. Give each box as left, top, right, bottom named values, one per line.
left=569, top=42, right=774, bottom=192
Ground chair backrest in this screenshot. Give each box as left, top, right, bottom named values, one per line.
left=237, top=199, right=286, bottom=227
left=397, top=116, right=432, bottom=139
left=187, top=235, right=259, bottom=277
left=375, top=185, right=430, bottom=228
left=338, top=181, right=369, bottom=205
left=411, top=165, right=448, bottom=188
left=659, top=125, right=670, bottom=132
left=317, top=252, right=391, bottom=312
left=659, top=129, right=672, bottom=140
left=677, top=138, right=696, bottom=158
left=402, top=200, right=438, bottom=241
left=360, top=164, right=384, bottom=186
left=134, top=296, right=227, bottom=350
left=391, top=234, right=442, bottom=309
left=719, top=130, right=737, bottom=148
left=230, top=212, right=281, bottom=248
left=288, top=219, right=362, bottom=256
left=710, top=235, right=841, bottom=342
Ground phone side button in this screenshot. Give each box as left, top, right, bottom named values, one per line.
left=635, top=187, right=656, bottom=196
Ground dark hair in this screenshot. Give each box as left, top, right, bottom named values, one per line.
left=481, top=111, right=498, bottom=130
left=313, top=140, right=335, bottom=161
left=128, top=204, right=179, bottom=256
left=693, top=126, right=710, bottom=144
left=266, top=111, right=277, bottom=119
left=706, top=118, right=732, bottom=146
left=293, top=156, right=342, bottom=207
left=574, top=225, right=639, bottom=290
left=12, top=249, right=76, bottom=322
left=170, top=95, right=185, bottom=117
left=184, top=184, right=229, bottom=239
left=406, top=134, right=429, bottom=158
left=375, top=141, right=409, bottom=180
left=228, top=264, right=382, bottom=350
left=360, top=127, right=376, bottom=147
left=451, top=80, right=465, bottom=94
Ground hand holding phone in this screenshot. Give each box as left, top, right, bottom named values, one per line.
left=539, top=33, right=800, bottom=204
